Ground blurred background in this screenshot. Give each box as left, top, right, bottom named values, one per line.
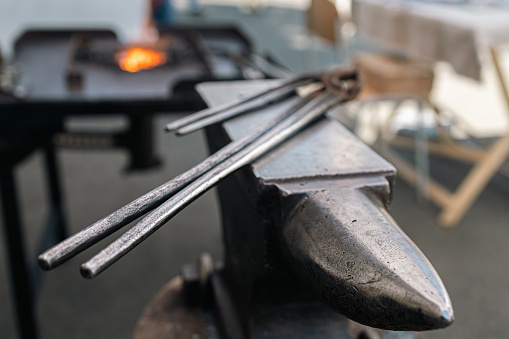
left=1, top=0, right=509, bottom=338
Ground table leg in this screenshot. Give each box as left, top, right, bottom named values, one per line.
left=0, top=167, right=39, bottom=339
left=32, top=144, right=69, bottom=293
left=126, top=115, right=161, bottom=171
left=43, top=143, right=67, bottom=241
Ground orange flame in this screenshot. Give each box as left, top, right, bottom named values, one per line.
left=116, top=47, right=167, bottom=72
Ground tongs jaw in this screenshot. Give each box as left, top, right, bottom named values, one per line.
left=322, top=67, right=362, bottom=100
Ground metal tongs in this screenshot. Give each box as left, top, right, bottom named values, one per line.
left=38, top=68, right=361, bottom=278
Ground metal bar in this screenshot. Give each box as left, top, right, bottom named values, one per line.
left=0, top=99, right=207, bottom=117
left=80, top=92, right=342, bottom=279
left=0, top=167, right=39, bottom=339
left=173, top=79, right=317, bottom=135
left=164, top=74, right=319, bottom=132
left=38, top=95, right=313, bottom=271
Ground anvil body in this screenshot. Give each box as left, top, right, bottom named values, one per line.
left=199, top=80, right=453, bottom=335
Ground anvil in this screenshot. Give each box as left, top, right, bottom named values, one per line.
left=199, top=80, right=453, bottom=333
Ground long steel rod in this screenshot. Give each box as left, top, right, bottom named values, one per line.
left=173, top=81, right=314, bottom=136
left=38, top=96, right=313, bottom=271
left=172, top=80, right=313, bottom=136
left=165, top=74, right=320, bottom=132
left=81, top=92, right=342, bottom=279
left=171, top=78, right=315, bottom=135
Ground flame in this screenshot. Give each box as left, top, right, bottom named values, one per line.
left=116, top=47, right=166, bottom=72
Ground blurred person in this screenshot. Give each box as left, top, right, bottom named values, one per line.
left=151, top=0, right=175, bottom=26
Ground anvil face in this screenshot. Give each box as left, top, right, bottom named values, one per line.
left=199, top=81, right=453, bottom=331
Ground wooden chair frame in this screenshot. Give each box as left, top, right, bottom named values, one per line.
left=376, top=47, right=509, bottom=227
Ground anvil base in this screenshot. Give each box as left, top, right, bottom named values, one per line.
left=132, top=258, right=415, bottom=339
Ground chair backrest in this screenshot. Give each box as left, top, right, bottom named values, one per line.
left=354, top=53, right=434, bottom=98
left=307, top=0, right=339, bottom=44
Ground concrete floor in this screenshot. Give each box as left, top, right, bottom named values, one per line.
left=1, top=2, right=509, bottom=339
